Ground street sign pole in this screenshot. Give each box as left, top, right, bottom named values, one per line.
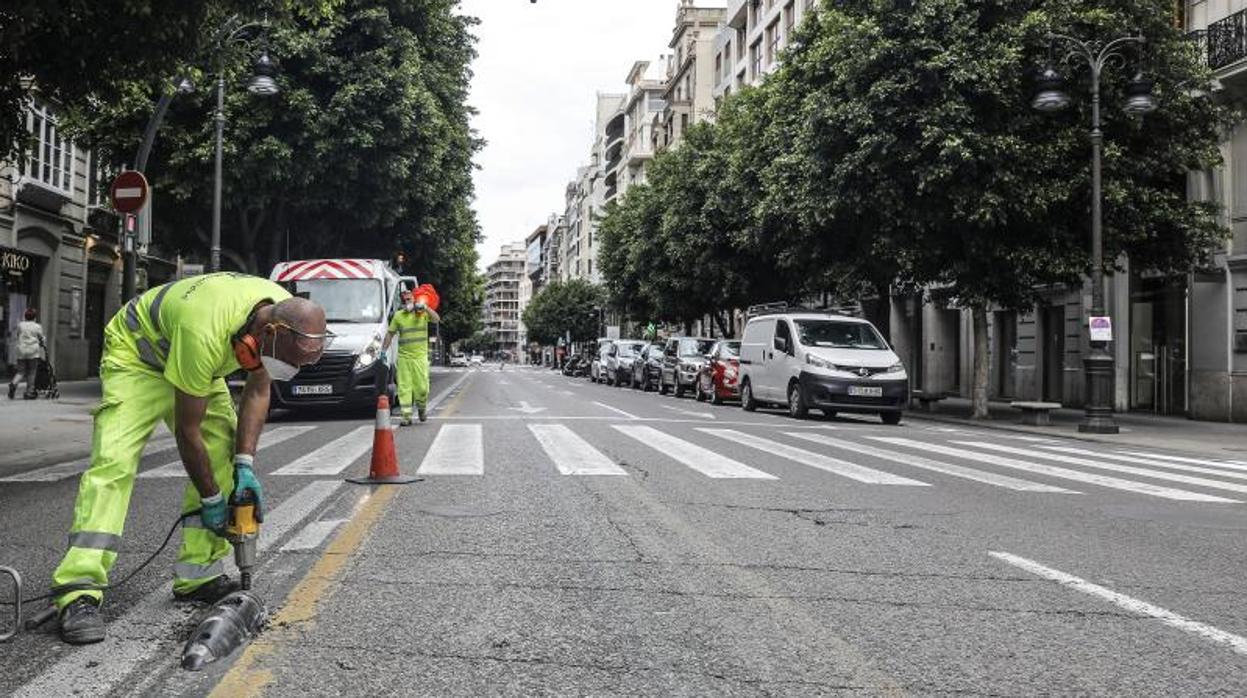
left=110, top=170, right=150, bottom=301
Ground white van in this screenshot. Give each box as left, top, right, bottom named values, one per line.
left=269, top=259, right=416, bottom=410
left=738, top=308, right=909, bottom=424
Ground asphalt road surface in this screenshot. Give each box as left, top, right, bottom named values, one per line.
left=3, top=365, right=1247, bottom=696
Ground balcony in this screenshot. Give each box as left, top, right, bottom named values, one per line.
left=1207, top=10, right=1247, bottom=70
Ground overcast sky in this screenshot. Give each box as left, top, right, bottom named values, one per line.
left=459, top=0, right=687, bottom=269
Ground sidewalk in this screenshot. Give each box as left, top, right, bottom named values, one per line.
left=0, top=379, right=101, bottom=469
left=906, top=397, right=1247, bottom=459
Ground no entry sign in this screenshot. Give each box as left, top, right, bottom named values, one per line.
left=110, top=171, right=149, bottom=214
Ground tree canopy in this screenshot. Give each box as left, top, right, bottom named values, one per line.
left=35, top=0, right=483, bottom=343
left=597, top=0, right=1233, bottom=416
left=521, top=279, right=605, bottom=346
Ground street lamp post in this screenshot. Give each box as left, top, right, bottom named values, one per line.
left=1031, top=33, right=1156, bottom=434
left=210, top=20, right=279, bottom=272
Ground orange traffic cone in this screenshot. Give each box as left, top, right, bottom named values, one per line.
left=346, top=395, right=420, bottom=485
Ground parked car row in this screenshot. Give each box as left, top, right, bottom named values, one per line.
left=559, top=308, right=910, bottom=425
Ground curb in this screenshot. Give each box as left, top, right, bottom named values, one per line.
left=903, top=409, right=1142, bottom=447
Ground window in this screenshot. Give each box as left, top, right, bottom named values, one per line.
left=767, top=20, right=781, bottom=66
left=24, top=103, right=75, bottom=194
left=784, top=1, right=795, bottom=34
left=715, top=53, right=722, bottom=81
left=750, top=40, right=762, bottom=79
left=736, top=28, right=746, bottom=60
left=773, top=320, right=793, bottom=353
left=86, top=151, right=114, bottom=208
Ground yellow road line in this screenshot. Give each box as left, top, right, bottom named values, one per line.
left=210, top=485, right=400, bottom=698
left=439, top=372, right=473, bottom=417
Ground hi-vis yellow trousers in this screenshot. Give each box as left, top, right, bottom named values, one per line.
left=396, top=353, right=430, bottom=418
left=51, top=353, right=237, bottom=609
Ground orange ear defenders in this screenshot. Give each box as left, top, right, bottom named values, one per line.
left=233, top=330, right=263, bottom=371
left=232, top=304, right=272, bottom=372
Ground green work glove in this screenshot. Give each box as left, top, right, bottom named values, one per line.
left=199, top=493, right=227, bottom=534
left=233, top=455, right=265, bottom=523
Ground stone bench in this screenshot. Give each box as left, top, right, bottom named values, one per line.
left=1010, top=401, right=1062, bottom=426
left=911, top=391, right=946, bottom=411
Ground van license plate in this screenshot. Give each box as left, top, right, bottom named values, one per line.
left=292, top=384, right=333, bottom=396
left=848, top=386, right=883, bottom=398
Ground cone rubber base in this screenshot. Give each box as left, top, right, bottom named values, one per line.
left=346, top=475, right=423, bottom=485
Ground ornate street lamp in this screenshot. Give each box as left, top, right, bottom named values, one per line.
left=1031, top=33, right=1156, bottom=434
left=211, top=21, right=280, bottom=272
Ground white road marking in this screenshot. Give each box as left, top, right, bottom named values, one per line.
left=788, top=433, right=1077, bottom=493
left=418, top=424, right=484, bottom=475
left=0, top=436, right=177, bottom=483
left=990, top=551, right=1247, bottom=656
left=1118, top=450, right=1247, bottom=473
left=273, top=426, right=374, bottom=476
left=254, top=479, right=344, bottom=552
left=529, top=424, right=627, bottom=475
left=13, top=479, right=343, bottom=698
left=139, top=426, right=314, bottom=479
left=960, top=441, right=1247, bottom=495
left=873, top=438, right=1238, bottom=503
left=615, top=425, right=777, bottom=479
left=593, top=401, right=640, bottom=420
left=661, top=404, right=716, bottom=420
left=280, top=518, right=348, bottom=552
left=509, top=400, right=547, bottom=414
left=701, top=429, right=928, bottom=486
left=1042, top=446, right=1247, bottom=482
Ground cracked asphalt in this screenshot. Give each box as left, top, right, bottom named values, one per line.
left=5, top=366, right=1247, bottom=695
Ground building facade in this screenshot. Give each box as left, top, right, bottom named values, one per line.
left=713, top=0, right=815, bottom=102
left=2, top=98, right=126, bottom=382
left=654, top=1, right=726, bottom=152
left=483, top=242, right=526, bottom=358
left=561, top=93, right=625, bottom=284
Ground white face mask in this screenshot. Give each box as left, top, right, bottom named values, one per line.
left=261, top=329, right=301, bottom=381
left=261, top=355, right=300, bottom=381
left=404, top=303, right=415, bottom=312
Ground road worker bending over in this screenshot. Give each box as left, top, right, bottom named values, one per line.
left=383, top=286, right=439, bottom=425
left=52, top=272, right=330, bottom=644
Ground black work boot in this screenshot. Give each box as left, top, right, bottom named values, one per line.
left=418, top=406, right=427, bottom=422
left=173, top=575, right=240, bottom=604
left=59, top=597, right=106, bottom=645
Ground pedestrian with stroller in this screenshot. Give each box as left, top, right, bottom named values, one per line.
left=9, top=307, right=45, bottom=400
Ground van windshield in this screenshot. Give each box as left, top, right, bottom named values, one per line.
left=794, top=320, right=886, bottom=350
left=285, top=279, right=384, bottom=323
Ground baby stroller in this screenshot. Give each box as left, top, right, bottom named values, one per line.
left=32, top=346, right=59, bottom=399
left=9, top=338, right=58, bottom=400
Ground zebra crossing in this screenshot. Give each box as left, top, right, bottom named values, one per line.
left=7, top=418, right=1247, bottom=507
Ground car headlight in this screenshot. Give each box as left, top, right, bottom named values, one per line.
left=883, top=362, right=906, bottom=374
left=805, top=353, right=835, bottom=369
left=354, top=334, right=383, bottom=370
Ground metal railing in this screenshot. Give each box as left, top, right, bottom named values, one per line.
left=1207, top=10, right=1247, bottom=69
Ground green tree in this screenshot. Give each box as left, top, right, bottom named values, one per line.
left=776, top=0, right=1230, bottom=417
left=521, top=279, right=605, bottom=346
left=63, top=0, right=482, bottom=345
left=0, top=0, right=338, bottom=161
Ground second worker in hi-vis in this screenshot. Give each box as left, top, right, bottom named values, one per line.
left=383, top=288, right=440, bottom=425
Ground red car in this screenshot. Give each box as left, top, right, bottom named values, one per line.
left=695, top=340, right=742, bottom=404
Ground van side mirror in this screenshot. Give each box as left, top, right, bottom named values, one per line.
left=773, top=336, right=788, bottom=353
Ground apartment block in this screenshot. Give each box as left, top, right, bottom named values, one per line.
left=483, top=242, right=526, bottom=358
left=654, top=0, right=726, bottom=152
left=713, top=0, right=815, bottom=102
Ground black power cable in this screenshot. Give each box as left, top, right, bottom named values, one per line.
left=0, top=509, right=201, bottom=608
